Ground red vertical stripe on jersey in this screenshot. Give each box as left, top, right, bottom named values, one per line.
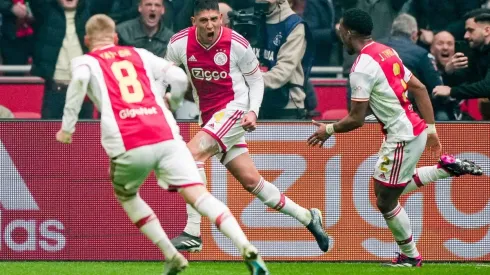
left=88, top=46, right=174, bottom=151
left=186, top=26, right=234, bottom=126
left=361, top=43, right=426, bottom=136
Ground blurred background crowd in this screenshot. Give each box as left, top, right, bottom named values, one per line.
left=0, top=0, right=488, bottom=121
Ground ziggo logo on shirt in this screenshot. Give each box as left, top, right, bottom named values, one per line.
left=191, top=68, right=228, bottom=81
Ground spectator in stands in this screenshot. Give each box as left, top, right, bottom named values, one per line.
left=340, top=0, right=407, bottom=109
left=117, top=0, right=173, bottom=57
left=256, top=0, right=314, bottom=119
left=0, top=0, right=34, bottom=75
left=290, top=0, right=336, bottom=66
left=379, top=14, right=451, bottom=120
left=288, top=0, right=321, bottom=117
left=107, top=0, right=139, bottom=24
left=433, top=11, right=490, bottom=101
left=31, top=0, right=111, bottom=119
left=219, top=2, right=232, bottom=27
left=407, top=0, right=480, bottom=47
left=430, top=31, right=472, bottom=120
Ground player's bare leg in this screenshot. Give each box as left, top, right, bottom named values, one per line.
left=226, top=152, right=330, bottom=252
left=179, top=184, right=269, bottom=274
left=115, top=191, right=188, bottom=274
left=376, top=154, right=483, bottom=267
left=374, top=181, right=422, bottom=267
left=171, top=131, right=218, bottom=252
left=401, top=154, right=483, bottom=196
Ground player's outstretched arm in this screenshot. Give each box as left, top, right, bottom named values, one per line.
left=307, top=101, right=369, bottom=147
left=308, top=70, right=372, bottom=147
left=57, top=62, right=91, bottom=144
left=408, top=75, right=442, bottom=157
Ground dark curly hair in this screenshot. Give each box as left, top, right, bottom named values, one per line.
left=194, top=0, right=219, bottom=15
left=342, top=8, right=373, bottom=36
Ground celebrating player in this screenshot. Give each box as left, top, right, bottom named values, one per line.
left=56, top=14, right=268, bottom=275
left=165, top=0, right=330, bottom=253
left=308, top=9, right=483, bottom=267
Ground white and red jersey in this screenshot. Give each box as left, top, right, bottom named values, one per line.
left=65, top=45, right=181, bottom=158
left=165, top=26, right=260, bottom=126
left=350, top=42, right=426, bottom=142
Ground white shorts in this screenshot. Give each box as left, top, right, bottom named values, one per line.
left=110, top=139, right=203, bottom=198
left=373, top=130, right=427, bottom=188
left=201, top=109, right=249, bottom=164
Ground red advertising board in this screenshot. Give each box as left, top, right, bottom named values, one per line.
left=0, top=121, right=488, bottom=261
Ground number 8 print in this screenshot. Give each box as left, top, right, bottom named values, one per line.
left=111, top=60, right=144, bottom=103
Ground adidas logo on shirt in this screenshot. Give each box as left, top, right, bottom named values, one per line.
left=188, top=55, right=197, bottom=62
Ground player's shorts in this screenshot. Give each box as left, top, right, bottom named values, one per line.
left=373, top=130, right=427, bottom=188
left=201, top=109, right=249, bottom=164
left=110, top=139, right=203, bottom=199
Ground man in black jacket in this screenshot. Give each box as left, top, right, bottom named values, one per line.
left=30, top=0, right=111, bottom=119
left=433, top=11, right=490, bottom=100
left=302, top=0, right=336, bottom=66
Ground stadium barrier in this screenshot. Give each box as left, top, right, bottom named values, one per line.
left=0, top=121, right=488, bottom=261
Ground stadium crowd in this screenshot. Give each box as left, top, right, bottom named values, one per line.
left=0, top=0, right=488, bottom=120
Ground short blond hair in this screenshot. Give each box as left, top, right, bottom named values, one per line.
left=85, top=14, right=116, bottom=42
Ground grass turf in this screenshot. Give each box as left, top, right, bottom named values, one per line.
left=1, top=262, right=490, bottom=275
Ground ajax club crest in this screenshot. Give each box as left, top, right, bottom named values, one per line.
left=214, top=51, right=228, bottom=66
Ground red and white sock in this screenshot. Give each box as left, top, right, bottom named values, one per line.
left=183, top=161, right=206, bottom=237
left=193, top=193, right=249, bottom=250
left=252, top=177, right=312, bottom=226
left=120, top=195, right=177, bottom=259
left=402, top=165, right=451, bottom=195
left=383, top=203, right=420, bottom=258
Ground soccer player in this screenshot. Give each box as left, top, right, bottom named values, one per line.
left=56, top=14, right=269, bottom=275
left=165, top=0, right=330, bottom=253
left=308, top=9, right=483, bottom=267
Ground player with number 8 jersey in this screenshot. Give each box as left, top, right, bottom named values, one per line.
left=57, top=14, right=269, bottom=275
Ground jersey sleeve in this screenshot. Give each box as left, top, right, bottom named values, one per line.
left=137, top=48, right=176, bottom=80
left=350, top=54, right=377, bottom=101
left=135, top=48, right=188, bottom=109
left=238, top=45, right=260, bottom=75
left=165, top=41, right=183, bottom=66
left=61, top=56, right=91, bottom=134
left=403, top=65, right=413, bottom=83
left=350, top=72, right=376, bottom=101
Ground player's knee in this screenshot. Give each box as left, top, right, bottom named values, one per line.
left=114, top=189, right=137, bottom=202
left=376, top=197, right=397, bottom=214
left=239, top=173, right=261, bottom=193
left=187, top=136, right=218, bottom=162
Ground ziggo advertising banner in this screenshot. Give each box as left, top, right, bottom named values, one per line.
left=0, top=122, right=488, bottom=261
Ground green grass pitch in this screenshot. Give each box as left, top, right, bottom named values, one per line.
left=1, top=261, right=490, bottom=275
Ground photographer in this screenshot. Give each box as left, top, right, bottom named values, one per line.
left=433, top=9, right=490, bottom=101
left=256, top=0, right=314, bottom=119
